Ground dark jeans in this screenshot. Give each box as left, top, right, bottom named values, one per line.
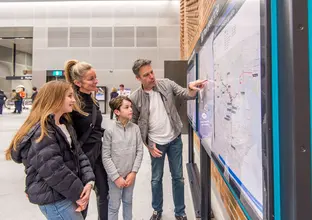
left=150, top=135, right=185, bottom=216
left=15, top=100, right=22, bottom=113
left=13, top=101, right=17, bottom=113
left=0, top=103, right=3, bottom=114
left=82, top=157, right=109, bottom=220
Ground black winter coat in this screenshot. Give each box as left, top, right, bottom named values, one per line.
left=11, top=115, right=95, bottom=205
left=71, top=92, right=104, bottom=167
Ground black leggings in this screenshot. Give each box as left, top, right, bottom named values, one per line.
left=82, top=157, right=109, bottom=220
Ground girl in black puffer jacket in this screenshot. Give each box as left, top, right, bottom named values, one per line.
left=5, top=81, right=95, bottom=220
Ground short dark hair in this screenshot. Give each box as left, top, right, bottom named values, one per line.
left=32, top=87, right=37, bottom=91
left=119, top=84, right=124, bottom=88
left=132, top=59, right=152, bottom=76
left=109, top=96, right=132, bottom=113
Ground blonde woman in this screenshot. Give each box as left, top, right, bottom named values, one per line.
left=64, top=60, right=108, bottom=220
left=5, top=81, right=95, bottom=220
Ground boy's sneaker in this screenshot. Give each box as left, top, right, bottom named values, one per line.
left=150, top=211, right=162, bottom=220
left=175, top=215, right=187, bottom=220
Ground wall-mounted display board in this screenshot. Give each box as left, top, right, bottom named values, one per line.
left=198, top=0, right=270, bottom=219
left=96, top=86, right=107, bottom=101
left=187, top=53, right=197, bottom=130
left=96, top=86, right=107, bottom=114
left=198, top=33, right=214, bottom=142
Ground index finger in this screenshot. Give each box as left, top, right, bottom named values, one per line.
left=195, top=79, right=208, bottom=85
left=201, top=79, right=208, bottom=84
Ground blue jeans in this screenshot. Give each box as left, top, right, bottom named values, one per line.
left=39, top=199, right=84, bottom=220
left=107, top=178, right=135, bottom=220
left=151, top=135, right=185, bottom=216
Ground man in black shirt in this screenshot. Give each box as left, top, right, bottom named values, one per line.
left=31, top=87, right=38, bottom=103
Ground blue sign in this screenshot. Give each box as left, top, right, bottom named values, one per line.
left=52, top=70, right=63, bottom=76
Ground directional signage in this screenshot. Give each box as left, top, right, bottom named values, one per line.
left=52, top=70, right=63, bottom=76
left=47, top=70, right=64, bottom=76
left=6, top=75, right=32, bottom=80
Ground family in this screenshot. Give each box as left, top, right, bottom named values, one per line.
left=5, top=59, right=206, bottom=220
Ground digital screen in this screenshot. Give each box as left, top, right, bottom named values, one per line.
left=96, top=86, right=106, bottom=101
left=199, top=0, right=263, bottom=218
left=198, top=34, right=214, bottom=141
left=95, top=93, right=105, bottom=101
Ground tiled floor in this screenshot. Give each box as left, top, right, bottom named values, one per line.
left=0, top=110, right=196, bottom=220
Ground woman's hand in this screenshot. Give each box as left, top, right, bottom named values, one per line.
left=75, top=183, right=92, bottom=211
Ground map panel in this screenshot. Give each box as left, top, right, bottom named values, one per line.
left=198, top=34, right=214, bottom=142
left=212, top=0, right=263, bottom=217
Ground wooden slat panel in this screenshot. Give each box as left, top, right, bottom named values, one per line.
left=180, top=0, right=216, bottom=60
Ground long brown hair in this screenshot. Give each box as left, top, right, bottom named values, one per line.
left=64, top=60, right=98, bottom=112
left=5, top=81, right=72, bottom=160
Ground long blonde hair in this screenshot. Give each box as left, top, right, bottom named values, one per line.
left=5, top=81, right=72, bottom=160
left=64, top=60, right=98, bottom=111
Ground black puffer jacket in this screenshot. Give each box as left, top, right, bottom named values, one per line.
left=11, top=115, right=95, bottom=205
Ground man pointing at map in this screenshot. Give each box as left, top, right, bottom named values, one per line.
left=130, top=59, right=206, bottom=220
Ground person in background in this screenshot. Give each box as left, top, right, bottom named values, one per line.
left=20, top=87, right=26, bottom=110
left=0, top=90, right=7, bottom=115
left=5, top=81, right=95, bottom=220
left=12, top=89, right=22, bottom=114
left=64, top=59, right=109, bottom=220
left=102, top=96, right=143, bottom=220
left=118, top=84, right=127, bottom=96
left=11, top=89, right=18, bottom=113
left=110, top=87, right=119, bottom=119
left=130, top=59, right=206, bottom=220
left=31, top=86, right=38, bottom=103
left=14, top=87, right=25, bottom=113
left=19, top=87, right=26, bottom=99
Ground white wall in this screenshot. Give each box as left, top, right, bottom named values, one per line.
left=0, top=46, right=32, bottom=96
left=0, top=1, right=181, bottom=95
left=0, top=62, right=12, bottom=93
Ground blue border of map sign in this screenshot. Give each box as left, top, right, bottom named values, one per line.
left=196, top=0, right=273, bottom=219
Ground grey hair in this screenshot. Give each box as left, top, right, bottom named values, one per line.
left=132, top=59, right=152, bottom=76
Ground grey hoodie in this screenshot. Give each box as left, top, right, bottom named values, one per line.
left=102, top=120, right=144, bottom=182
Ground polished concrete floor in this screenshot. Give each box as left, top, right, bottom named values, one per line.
left=0, top=109, right=196, bottom=220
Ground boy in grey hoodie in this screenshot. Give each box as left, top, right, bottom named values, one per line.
left=102, top=96, right=143, bottom=220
